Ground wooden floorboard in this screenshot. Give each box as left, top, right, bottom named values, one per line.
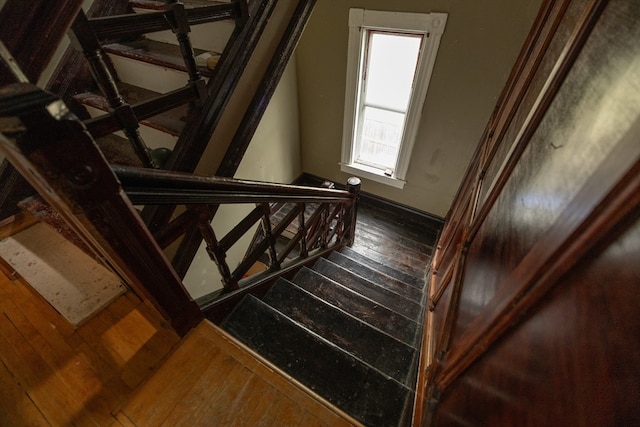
left=119, top=321, right=360, bottom=426
left=0, top=258, right=358, bottom=426
left=351, top=202, right=440, bottom=283
left=0, top=258, right=180, bottom=427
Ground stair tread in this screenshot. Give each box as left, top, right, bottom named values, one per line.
left=313, top=258, right=422, bottom=321
left=263, top=278, right=418, bottom=388
left=340, top=246, right=425, bottom=289
left=292, top=267, right=419, bottom=347
left=95, top=134, right=144, bottom=167
left=74, top=82, right=188, bottom=136
left=270, top=202, right=318, bottom=236
left=103, top=39, right=216, bottom=78
left=223, top=295, right=412, bottom=427
left=328, top=251, right=424, bottom=299
left=130, top=0, right=233, bottom=10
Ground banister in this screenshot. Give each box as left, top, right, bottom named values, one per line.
left=112, top=165, right=354, bottom=205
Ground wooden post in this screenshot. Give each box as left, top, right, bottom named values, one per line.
left=346, top=177, right=361, bottom=247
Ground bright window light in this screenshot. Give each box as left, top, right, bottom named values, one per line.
left=341, top=9, right=447, bottom=189
left=355, top=32, right=422, bottom=172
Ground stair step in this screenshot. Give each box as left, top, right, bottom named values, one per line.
left=128, top=1, right=237, bottom=55
left=340, top=246, right=425, bottom=289
left=130, top=0, right=237, bottom=12
left=328, top=251, right=424, bottom=301
left=75, top=82, right=188, bottom=137
left=104, top=39, right=216, bottom=77
left=312, top=258, right=422, bottom=321
left=263, top=278, right=418, bottom=387
left=223, top=295, right=412, bottom=427
left=292, top=267, right=419, bottom=347
left=94, top=134, right=144, bottom=167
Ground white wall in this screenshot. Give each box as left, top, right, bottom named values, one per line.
left=296, top=0, right=542, bottom=217
left=183, top=60, right=302, bottom=299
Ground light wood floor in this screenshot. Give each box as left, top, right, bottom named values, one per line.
left=0, top=222, right=359, bottom=426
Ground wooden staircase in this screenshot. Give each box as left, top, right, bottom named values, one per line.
left=222, top=244, right=428, bottom=426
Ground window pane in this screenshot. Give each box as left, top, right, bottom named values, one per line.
left=364, top=32, right=422, bottom=112
left=356, top=106, right=405, bottom=170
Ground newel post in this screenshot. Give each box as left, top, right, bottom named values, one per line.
left=346, top=177, right=361, bottom=246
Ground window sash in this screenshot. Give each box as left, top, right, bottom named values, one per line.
left=353, top=29, right=422, bottom=173
left=341, top=9, right=447, bottom=188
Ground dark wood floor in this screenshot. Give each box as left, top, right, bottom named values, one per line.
left=352, top=199, right=441, bottom=283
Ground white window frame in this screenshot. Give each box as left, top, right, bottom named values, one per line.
left=340, top=9, right=447, bottom=189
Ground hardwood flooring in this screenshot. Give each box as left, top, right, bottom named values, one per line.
left=351, top=200, right=441, bottom=281
left=117, top=322, right=358, bottom=426
left=0, top=260, right=179, bottom=427
left=0, top=225, right=359, bottom=426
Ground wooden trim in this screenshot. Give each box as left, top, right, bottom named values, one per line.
left=435, top=111, right=640, bottom=394
left=298, top=172, right=445, bottom=225
left=434, top=197, right=470, bottom=272
left=0, top=0, right=83, bottom=85
left=441, top=0, right=556, bottom=224
left=480, top=0, right=569, bottom=174
left=468, top=0, right=609, bottom=244
left=428, top=256, right=456, bottom=311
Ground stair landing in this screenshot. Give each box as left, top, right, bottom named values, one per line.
left=117, top=321, right=360, bottom=426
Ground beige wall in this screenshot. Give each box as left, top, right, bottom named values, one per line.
left=296, top=0, right=542, bottom=217
left=183, top=61, right=302, bottom=298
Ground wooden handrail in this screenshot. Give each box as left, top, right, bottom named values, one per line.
left=111, top=164, right=360, bottom=296
left=112, top=165, right=354, bottom=205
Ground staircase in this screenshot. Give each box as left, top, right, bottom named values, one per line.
left=1, top=1, right=437, bottom=424
left=222, top=244, right=427, bottom=426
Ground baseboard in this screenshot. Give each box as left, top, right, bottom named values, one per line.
left=294, top=172, right=445, bottom=229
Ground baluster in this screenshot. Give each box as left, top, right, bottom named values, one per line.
left=260, top=203, right=280, bottom=270
left=195, top=206, right=237, bottom=291
left=165, top=0, right=207, bottom=103
left=298, top=202, right=308, bottom=258
left=69, top=11, right=156, bottom=168
left=346, top=177, right=361, bottom=246
left=319, top=180, right=335, bottom=249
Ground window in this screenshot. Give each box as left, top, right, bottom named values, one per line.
left=341, top=9, right=447, bottom=189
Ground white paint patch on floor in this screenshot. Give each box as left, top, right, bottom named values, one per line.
left=0, top=222, right=126, bottom=326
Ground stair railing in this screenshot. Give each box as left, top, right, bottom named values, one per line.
left=0, top=81, right=361, bottom=333
left=113, top=165, right=361, bottom=297
left=67, top=0, right=249, bottom=167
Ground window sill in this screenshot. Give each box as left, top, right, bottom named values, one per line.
left=340, top=163, right=406, bottom=189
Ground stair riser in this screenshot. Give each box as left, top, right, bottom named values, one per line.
left=328, top=252, right=423, bottom=301
left=264, top=279, right=417, bottom=387
left=107, top=54, right=208, bottom=94
left=84, top=105, right=178, bottom=150
left=314, top=258, right=422, bottom=320
left=293, top=268, right=419, bottom=347
left=340, top=246, right=424, bottom=289
left=132, top=14, right=235, bottom=54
